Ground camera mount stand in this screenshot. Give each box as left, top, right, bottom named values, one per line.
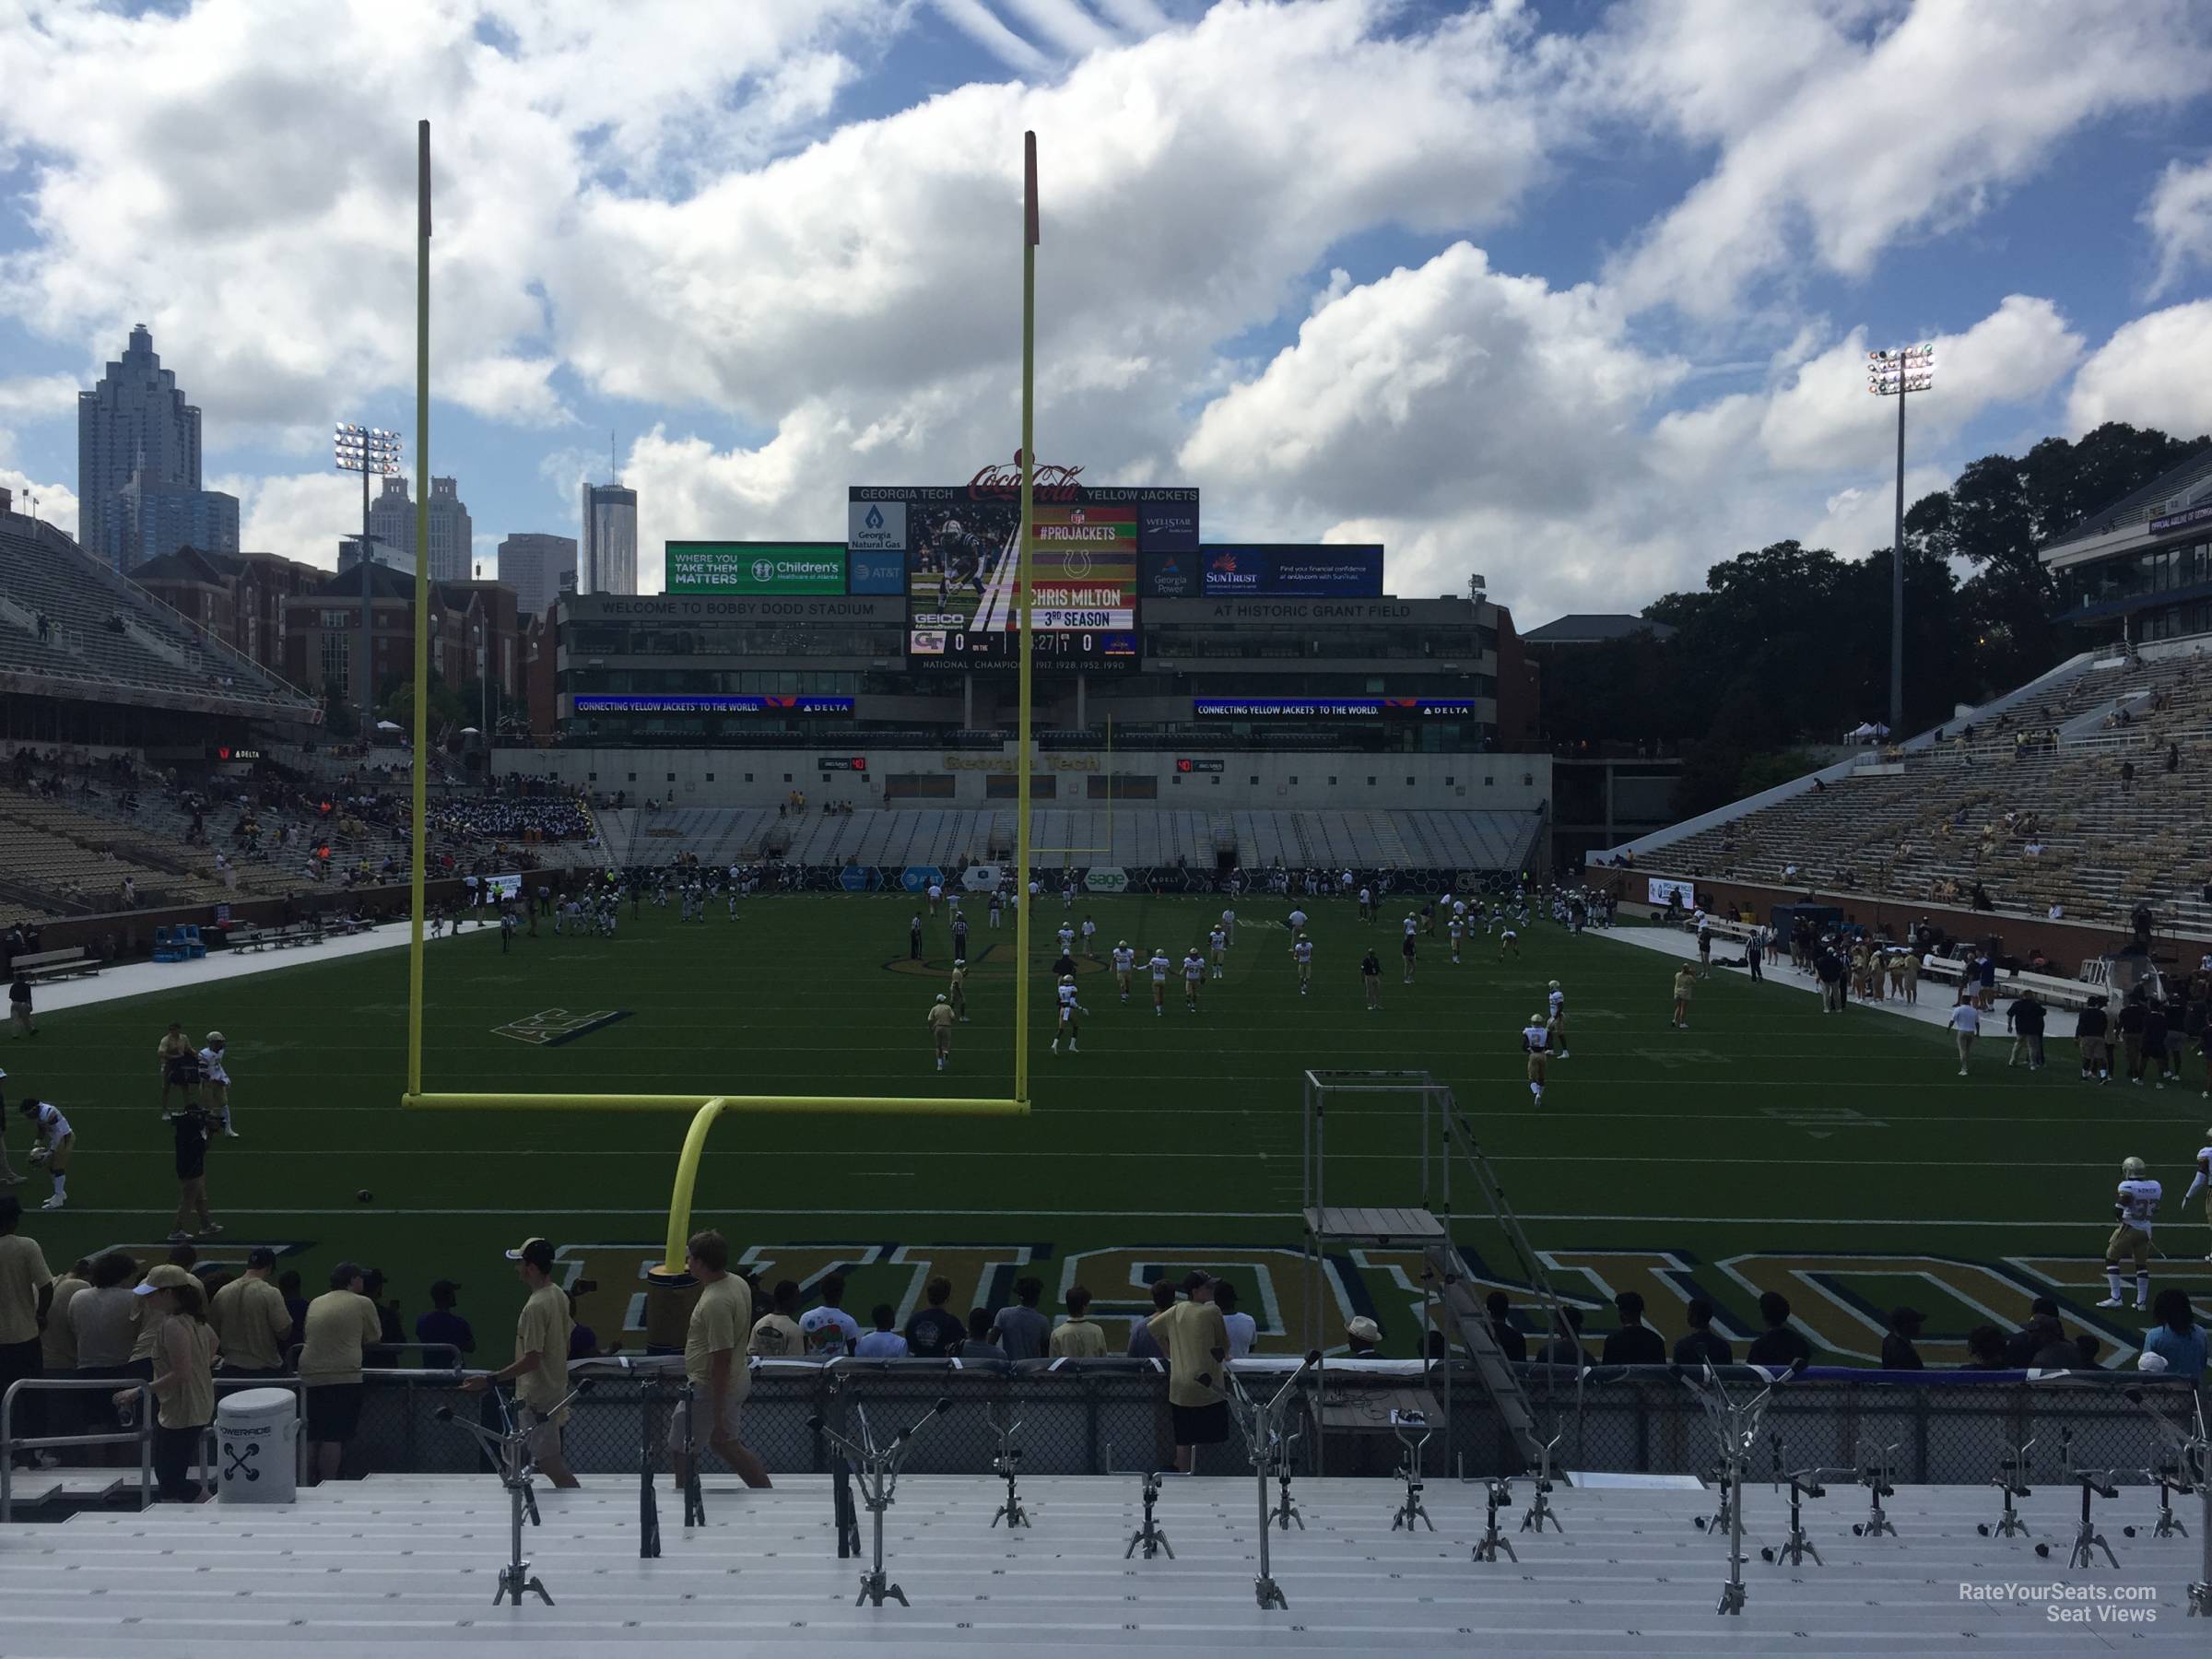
left=809, top=1394, right=954, bottom=1607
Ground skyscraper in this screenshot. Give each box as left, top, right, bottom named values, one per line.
left=78, top=324, right=238, bottom=571
left=367, top=474, right=475, bottom=582
left=581, top=480, right=638, bottom=595
left=497, top=532, right=578, bottom=618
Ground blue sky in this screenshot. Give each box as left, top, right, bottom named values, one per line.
left=2, top=0, right=2209, bottom=622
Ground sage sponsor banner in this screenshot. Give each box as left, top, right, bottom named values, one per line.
left=847, top=550, right=906, bottom=594
left=1084, top=865, right=1130, bottom=893
left=666, top=542, right=846, bottom=594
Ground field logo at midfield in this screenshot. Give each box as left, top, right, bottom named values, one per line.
left=494, top=1007, right=632, bottom=1046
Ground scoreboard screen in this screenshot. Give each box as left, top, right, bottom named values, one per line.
left=902, top=500, right=1141, bottom=673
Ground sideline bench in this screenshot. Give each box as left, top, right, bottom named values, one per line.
left=228, top=922, right=324, bottom=953
left=9, top=946, right=99, bottom=982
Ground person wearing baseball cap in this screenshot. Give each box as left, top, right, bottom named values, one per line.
left=1147, top=1272, right=1230, bottom=1473
left=209, top=1247, right=290, bottom=1380
left=300, top=1260, right=380, bottom=1484
left=462, top=1238, right=576, bottom=1488
left=119, top=1263, right=216, bottom=1502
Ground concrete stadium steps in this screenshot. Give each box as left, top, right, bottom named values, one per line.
left=4, top=1475, right=2204, bottom=1654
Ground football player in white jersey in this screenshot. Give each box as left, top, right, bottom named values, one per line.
left=1219, top=906, right=1236, bottom=947
left=926, top=880, right=944, bottom=915
left=1521, top=1014, right=1551, bottom=1107
left=1287, top=905, right=1308, bottom=935
left=1547, top=980, right=1569, bottom=1059
left=1147, top=947, right=1171, bottom=1017
left=2184, top=1134, right=2212, bottom=1262
left=2100, top=1155, right=2162, bottom=1309
left=18, top=1096, right=73, bottom=1208
left=1446, top=914, right=1465, bottom=964
left=1358, top=885, right=1373, bottom=923
left=1080, top=915, right=1099, bottom=958
left=1289, top=932, right=1313, bottom=995
left=1182, top=948, right=1206, bottom=1013
left=1497, top=920, right=1519, bottom=959
left=1207, top=925, right=1228, bottom=980
left=1112, top=940, right=1136, bottom=1002
left=1050, top=976, right=1088, bottom=1055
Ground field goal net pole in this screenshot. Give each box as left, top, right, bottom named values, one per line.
left=1029, top=717, right=1114, bottom=863
left=397, top=126, right=1033, bottom=1265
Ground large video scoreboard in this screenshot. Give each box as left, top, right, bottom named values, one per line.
left=850, top=475, right=1196, bottom=673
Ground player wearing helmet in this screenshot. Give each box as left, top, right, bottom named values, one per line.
left=2100, top=1155, right=2162, bottom=1309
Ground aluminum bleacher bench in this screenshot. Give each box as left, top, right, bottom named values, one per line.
left=10, top=946, right=99, bottom=982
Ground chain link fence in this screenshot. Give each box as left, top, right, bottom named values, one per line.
left=290, top=1360, right=2205, bottom=1488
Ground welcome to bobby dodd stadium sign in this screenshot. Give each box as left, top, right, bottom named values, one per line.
left=665, top=543, right=847, bottom=594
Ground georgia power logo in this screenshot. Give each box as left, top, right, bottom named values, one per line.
left=751, top=559, right=777, bottom=582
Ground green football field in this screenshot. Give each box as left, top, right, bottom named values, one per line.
left=8, top=894, right=2209, bottom=1368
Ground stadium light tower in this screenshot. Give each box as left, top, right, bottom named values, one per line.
left=1867, top=344, right=1935, bottom=737
left=335, top=422, right=403, bottom=728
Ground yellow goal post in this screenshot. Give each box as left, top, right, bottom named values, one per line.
left=397, top=122, right=1040, bottom=1276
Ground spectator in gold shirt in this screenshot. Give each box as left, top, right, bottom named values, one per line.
left=209, top=1247, right=291, bottom=1379
left=1047, top=1285, right=1108, bottom=1359
left=462, top=1237, right=576, bottom=1488
left=1146, top=1271, right=1230, bottom=1473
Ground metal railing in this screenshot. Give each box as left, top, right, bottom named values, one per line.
left=0, top=1377, right=159, bottom=1522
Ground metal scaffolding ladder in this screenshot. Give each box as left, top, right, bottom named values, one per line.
left=1301, top=1070, right=1560, bottom=1473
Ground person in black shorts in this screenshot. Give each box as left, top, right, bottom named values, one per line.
left=160, top=1097, right=218, bottom=1243
left=1361, top=949, right=1382, bottom=1011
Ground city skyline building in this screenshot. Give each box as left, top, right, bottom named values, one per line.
left=580, top=479, right=637, bottom=595
left=77, top=323, right=236, bottom=571
left=366, top=473, right=475, bottom=582
left=497, top=531, right=578, bottom=618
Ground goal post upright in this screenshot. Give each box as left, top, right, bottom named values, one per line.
left=1013, top=129, right=1039, bottom=1105
left=405, top=118, right=431, bottom=1101
left=395, top=124, right=1033, bottom=1276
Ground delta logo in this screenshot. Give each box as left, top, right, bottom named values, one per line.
left=1206, top=550, right=1259, bottom=589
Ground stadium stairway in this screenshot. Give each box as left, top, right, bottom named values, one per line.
left=3, top=1473, right=2199, bottom=1654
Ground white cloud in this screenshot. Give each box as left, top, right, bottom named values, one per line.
left=1594, top=1, right=2212, bottom=315
left=2144, top=158, right=2212, bottom=298
left=1757, top=295, right=2082, bottom=472
left=2067, top=301, right=2212, bottom=437
left=1171, top=253, right=2089, bottom=623
left=0, top=374, right=81, bottom=418
left=210, top=471, right=361, bottom=570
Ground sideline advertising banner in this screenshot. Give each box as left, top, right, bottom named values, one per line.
left=666, top=543, right=847, bottom=595
left=1192, top=697, right=1476, bottom=718
left=573, top=694, right=855, bottom=715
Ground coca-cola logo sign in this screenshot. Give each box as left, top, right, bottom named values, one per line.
left=968, top=452, right=1086, bottom=501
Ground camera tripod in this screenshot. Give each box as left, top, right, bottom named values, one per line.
left=1389, top=1408, right=1435, bottom=1533
left=1226, top=1351, right=1320, bottom=1608
left=808, top=1394, right=954, bottom=1607
left=1849, top=1441, right=1900, bottom=1540
left=1124, top=1470, right=1174, bottom=1559
left=988, top=1408, right=1029, bottom=1529
left=1678, top=1359, right=1799, bottom=1616
left=1473, top=1477, right=1516, bottom=1563
left=1977, top=1437, right=2035, bottom=1540
left=434, top=1380, right=586, bottom=1607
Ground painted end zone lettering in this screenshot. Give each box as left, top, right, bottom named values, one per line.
left=494, top=1008, right=632, bottom=1047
